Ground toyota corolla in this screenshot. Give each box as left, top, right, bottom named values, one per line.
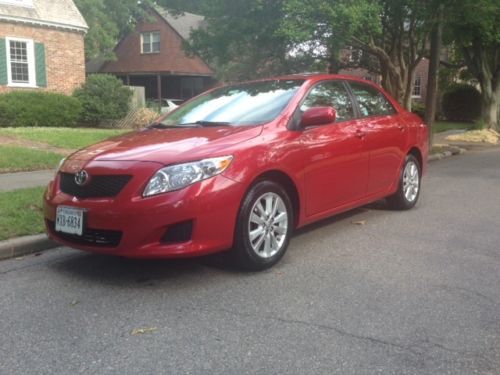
left=44, top=74, right=428, bottom=270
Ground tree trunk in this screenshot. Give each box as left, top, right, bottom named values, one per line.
left=380, top=61, right=405, bottom=107
left=425, top=5, right=443, bottom=146
left=480, top=77, right=499, bottom=131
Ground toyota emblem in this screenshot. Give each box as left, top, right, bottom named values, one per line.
left=75, top=170, right=89, bottom=186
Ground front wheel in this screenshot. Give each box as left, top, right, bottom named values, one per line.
left=387, top=154, right=421, bottom=210
left=233, top=181, right=293, bottom=271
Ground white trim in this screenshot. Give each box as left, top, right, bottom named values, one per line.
left=412, top=75, right=422, bottom=98
left=5, top=36, right=37, bottom=88
left=0, top=15, right=88, bottom=33
left=0, top=0, right=33, bottom=8
left=140, top=31, right=161, bottom=54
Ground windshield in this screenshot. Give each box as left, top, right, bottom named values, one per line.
left=161, top=79, right=305, bottom=126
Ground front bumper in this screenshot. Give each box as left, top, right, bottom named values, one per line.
left=44, top=160, right=244, bottom=258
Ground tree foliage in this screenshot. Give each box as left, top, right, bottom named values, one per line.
left=281, top=0, right=437, bottom=109
left=75, top=0, right=151, bottom=60
left=446, top=0, right=500, bottom=130
left=186, top=0, right=304, bottom=82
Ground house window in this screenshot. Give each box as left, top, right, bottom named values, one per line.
left=412, top=75, right=422, bottom=98
left=349, top=47, right=363, bottom=64
left=5, top=37, right=36, bottom=87
left=141, top=32, right=160, bottom=54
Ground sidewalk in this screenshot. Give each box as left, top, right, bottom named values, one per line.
left=0, top=170, right=54, bottom=192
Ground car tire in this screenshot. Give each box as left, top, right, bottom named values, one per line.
left=233, top=180, right=293, bottom=271
left=387, top=154, right=421, bottom=210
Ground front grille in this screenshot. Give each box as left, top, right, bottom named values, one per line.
left=47, top=220, right=122, bottom=247
left=60, top=173, right=132, bottom=199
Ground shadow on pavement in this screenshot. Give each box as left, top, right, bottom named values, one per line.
left=49, top=249, right=245, bottom=287
left=49, top=200, right=390, bottom=285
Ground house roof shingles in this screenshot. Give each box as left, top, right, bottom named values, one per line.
left=155, top=8, right=206, bottom=40
left=0, top=0, right=88, bottom=32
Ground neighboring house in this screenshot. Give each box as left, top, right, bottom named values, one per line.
left=0, top=0, right=88, bottom=95
left=92, top=7, right=214, bottom=102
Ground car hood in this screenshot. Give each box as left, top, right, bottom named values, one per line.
left=69, top=126, right=263, bottom=165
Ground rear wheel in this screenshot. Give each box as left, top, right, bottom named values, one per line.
left=387, top=154, right=421, bottom=210
left=234, top=180, right=293, bottom=271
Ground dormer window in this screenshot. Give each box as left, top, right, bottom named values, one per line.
left=141, top=32, right=160, bottom=54
left=0, top=0, right=34, bottom=7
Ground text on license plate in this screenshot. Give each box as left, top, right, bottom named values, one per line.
left=55, top=206, right=84, bottom=236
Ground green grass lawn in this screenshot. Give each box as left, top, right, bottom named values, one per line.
left=0, top=127, right=129, bottom=150
left=0, top=187, right=46, bottom=241
left=0, top=146, right=62, bottom=173
left=433, top=121, right=474, bottom=133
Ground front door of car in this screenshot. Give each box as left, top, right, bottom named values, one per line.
left=299, top=80, right=369, bottom=217
left=347, top=82, right=408, bottom=196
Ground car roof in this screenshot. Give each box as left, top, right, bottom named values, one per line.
left=272, top=73, right=374, bottom=84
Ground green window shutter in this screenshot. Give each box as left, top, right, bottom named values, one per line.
left=35, top=42, right=47, bottom=87
left=0, top=39, right=7, bottom=86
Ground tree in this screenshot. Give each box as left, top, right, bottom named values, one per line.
left=282, top=0, right=437, bottom=110
left=75, top=0, right=150, bottom=60
left=425, top=3, right=444, bottom=144
left=186, top=0, right=311, bottom=81
left=447, top=0, right=500, bottom=131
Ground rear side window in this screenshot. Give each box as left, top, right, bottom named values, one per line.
left=300, top=81, right=355, bottom=122
left=349, top=82, right=396, bottom=117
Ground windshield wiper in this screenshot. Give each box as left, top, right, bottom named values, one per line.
left=194, top=121, right=231, bottom=127
left=149, top=122, right=201, bottom=129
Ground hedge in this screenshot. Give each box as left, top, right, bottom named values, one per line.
left=441, top=84, right=481, bottom=123
left=0, top=91, right=81, bottom=127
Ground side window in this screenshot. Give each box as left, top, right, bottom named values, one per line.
left=349, top=82, right=395, bottom=117
left=300, top=81, right=355, bottom=122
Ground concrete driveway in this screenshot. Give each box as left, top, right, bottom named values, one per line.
left=1, top=148, right=499, bottom=374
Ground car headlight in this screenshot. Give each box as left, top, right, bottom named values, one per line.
left=143, top=156, right=233, bottom=197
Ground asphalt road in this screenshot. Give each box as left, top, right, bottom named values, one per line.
left=1, top=148, right=500, bottom=375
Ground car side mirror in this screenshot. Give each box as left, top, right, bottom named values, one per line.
left=300, top=107, right=336, bottom=128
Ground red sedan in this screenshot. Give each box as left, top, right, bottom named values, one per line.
left=44, top=74, right=428, bottom=270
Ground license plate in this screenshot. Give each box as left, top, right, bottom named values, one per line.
left=55, top=206, right=85, bottom=236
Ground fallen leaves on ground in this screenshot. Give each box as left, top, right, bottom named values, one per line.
left=446, top=129, right=499, bottom=144
left=131, top=327, right=158, bottom=336
left=352, top=220, right=366, bottom=225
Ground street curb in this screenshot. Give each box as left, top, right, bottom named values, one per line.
left=428, top=146, right=466, bottom=162
left=0, top=234, right=58, bottom=261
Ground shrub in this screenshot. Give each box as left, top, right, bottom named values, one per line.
left=0, top=91, right=81, bottom=127
left=411, top=101, right=425, bottom=119
left=73, top=74, right=132, bottom=125
left=441, top=84, right=481, bottom=122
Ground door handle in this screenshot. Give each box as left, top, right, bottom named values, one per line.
left=398, top=124, right=406, bottom=132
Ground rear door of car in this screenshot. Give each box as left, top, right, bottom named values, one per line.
left=346, top=81, right=408, bottom=197
left=299, top=80, right=369, bottom=217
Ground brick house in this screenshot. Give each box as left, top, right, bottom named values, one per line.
left=0, top=0, right=87, bottom=95
left=93, top=7, right=214, bottom=102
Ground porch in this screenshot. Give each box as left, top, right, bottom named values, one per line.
left=116, top=74, right=215, bottom=103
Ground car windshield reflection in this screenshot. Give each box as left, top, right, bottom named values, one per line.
left=161, top=79, right=304, bottom=127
